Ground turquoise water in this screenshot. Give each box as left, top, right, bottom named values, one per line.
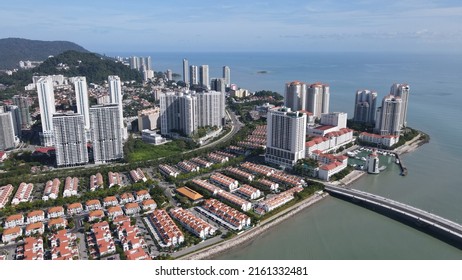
left=111, top=52, right=462, bottom=259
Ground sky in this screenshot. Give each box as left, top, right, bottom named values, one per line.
left=1, top=0, right=462, bottom=53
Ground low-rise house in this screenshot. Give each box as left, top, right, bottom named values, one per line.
left=190, top=157, right=213, bottom=168
left=255, top=179, right=279, bottom=191
left=49, top=229, right=79, bottom=260
left=191, top=179, right=219, bottom=195
left=169, top=208, right=216, bottom=239
left=67, top=202, right=83, bottom=215
left=207, top=152, right=228, bottom=163
left=21, top=237, right=44, bottom=260
left=63, top=177, right=79, bottom=197
left=136, top=190, right=151, bottom=201
left=130, top=168, right=147, bottom=183
left=1, top=226, right=22, bottom=243
left=88, top=210, right=105, bottom=222
left=4, top=214, right=24, bottom=229
left=148, top=209, right=184, bottom=247
left=141, top=199, right=157, bottom=212
left=359, top=132, right=400, bottom=148
left=103, top=196, right=119, bottom=208
left=256, top=186, right=304, bottom=214
left=210, top=173, right=239, bottom=191
left=119, top=192, right=135, bottom=204
left=108, top=172, right=123, bottom=188
left=48, top=206, right=65, bottom=219
left=116, top=220, right=146, bottom=252
left=225, top=167, right=254, bottom=182
left=90, top=221, right=116, bottom=257
left=107, top=206, right=124, bottom=220
left=176, top=160, right=200, bottom=173
left=198, top=199, right=251, bottom=231
left=86, top=199, right=102, bottom=211
left=270, top=171, right=305, bottom=187
left=216, top=190, right=252, bottom=212
left=176, top=187, right=203, bottom=203
left=0, top=184, right=14, bottom=209
left=48, top=217, right=67, bottom=230
left=26, top=210, right=45, bottom=224
left=158, top=164, right=180, bottom=178
left=236, top=184, right=261, bottom=200
left=125, top=247, right=150, bottom=260
left=42, top=178, right=60, bottom=201
left=89, top=173, right=104, bottom=191
left=124, top=202, right=141, bottom=216
left=11, top=182, right=34, bottom=205
left=25, top=222, right=45, bottom=236
left=240, top=162, right=275, bottom=177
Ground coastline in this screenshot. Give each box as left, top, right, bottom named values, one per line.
left=179, top=193, right=329, bottom=260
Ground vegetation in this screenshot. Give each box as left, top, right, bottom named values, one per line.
left=253, top=90, right=284, bottom=100
left=0, top=38, right=89, bottom=69
left=347, top=119, right=375, bottom=133
left=123, top=137, right=188, bottom=163
left=330, top=166, right=354, bottom=181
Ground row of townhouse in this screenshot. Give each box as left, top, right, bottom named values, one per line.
left=255, top=186, right=304, bottom=215
left=89, top=173, right=104, bottom=191
left=236, top=184, right=261, bottom=200
left=4, top=206, right=66, bottom=229
left=270, top=172, right=306, bottom=187
left=224, top=167, right=255, bottom=182
left=11, top=182, right=34, bottom=205
left=309, top=150, right=349, bottom=181
left=198, top=199, right=251, bottom=231
left=305, top=128, right=354, bottom=156
left=176, top=160, right=200, bottom=173
left=49, top=229, right=79, bottom=260
left=63, top=177, right=79, bottom=197
left=2, top=218, right=69, bottom=244
left=358, top=132, right=400, bottom=148
left=87, top=221, right=116, bottom=258
left=254, top=178, right=280, bottom=192
left=189, top=157, right=213, bottom=168
left=215, top=190, right=252, bottom=212
left=215, top=151, right=236, bottom=159
left=16, top=237, right=44, bottom=260
left=108, top=172, right=123, bottom=188
left=115, top=218, right=150, bottom=260
left=0, top=184, right=14, bottom=208
left=159, top=164, right=181, bottom=178
left=240, top=162, right=275, bottom=177
left=210, top=173, right=239, bottom=192
left=191, top=179, right=220, bottom=195
left=169, top=208, right=216, bottom=239
left=207, top=152, right=228, bottom=164
left=237, top=140, right=263, bottom=149
left=148, top=209, right=184, bottom=247
left=42, top=178, right=61, bottom=201
left=226, top=145, right=248, bottom=155
left=130, top=168, right=147, bottom=183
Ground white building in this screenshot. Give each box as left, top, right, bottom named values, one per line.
left=359, top=132, right=400, bottom=148
left=190, top=65, right=199, bottom=85
left=265, top=107, right=307, bottom=168
left=390, top=83, right=410, bottom=128
left=108, top=75, right=126, bottom=139
left=53, top=113, right=89, bottom=167
left=354, top=89, right=377, bottom=124
left=90, top=104, right=124, bottom=164
left=366, top=150, right=380, bottom=174
left=223, top=66, right=231, bottom=87
left=375, top=95, right=402, bottom=136
left=138, top=108, right=160, bottom=131
left=307, top=83, right=330, bottom=118
left=74, top=77, right=90, bottom=131
left=320, top=112, right=347, bottom=129
left=36, top=76, right=56, bottom=146
left=285, top=81, right=306, bottom=112
left=183, top=59, right=189, bottom=85
left=199, top=65, right=210, bottom=89
left=0, top=112, right=16, bottom=150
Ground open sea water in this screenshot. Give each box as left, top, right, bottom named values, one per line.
left=111, top=51, right=462, bottom=259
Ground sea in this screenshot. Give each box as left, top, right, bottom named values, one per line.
left=110, top=51, right=462, bottom=259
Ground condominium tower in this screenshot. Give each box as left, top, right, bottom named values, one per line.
left=284, top=81, right=329, bottom=118
left=190, top=65, right=199, bottom=86
left=183, top=59, right=189, bottom=85
left=90, top=104, right=124, bottom=164
left=353, top=89, right=377, bottom=124
left=200, top=65, right=210, bottom=89
left=223, top=66, right=231, bottom=87
left=108, top=75, right=126, bottom=140
left=390, top=83, right=410, bottom=128
left=53, top=113, right=89, bottom=167
left=12, top=95, right=31, bottom=129
left=74, top=77, right=90, bottom=131
left=375, top=95, right=402, bottom=136
left=0, top=112, right=16, bottom=150
left=265, top=107, right=307, bottom=167
left=36, top=76, right=56, bottom=146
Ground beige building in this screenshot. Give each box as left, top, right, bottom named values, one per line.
left=138, top=107, right=160, bottom=131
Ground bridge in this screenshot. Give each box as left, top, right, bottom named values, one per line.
left=324, top=185, right=462, bottom=249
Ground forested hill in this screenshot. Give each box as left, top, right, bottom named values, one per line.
left=0, top=50, right=142, bottom=86
left=0, top=38, right=89, bottom=69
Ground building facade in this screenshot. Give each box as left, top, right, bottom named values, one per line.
left=53, top=113, right=89, bottom=167
left=354, top=89, right=377, bottom=124
left=36, top=76, right=56, bottom=146
left=0, top=112, right=16, bottom=150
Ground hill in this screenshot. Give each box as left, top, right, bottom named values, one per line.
left=0, top=38, right=89, bottom=69
left=0, top=50, right=142, bottom=86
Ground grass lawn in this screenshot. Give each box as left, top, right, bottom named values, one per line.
left=126, top=139, right=185, bottom=162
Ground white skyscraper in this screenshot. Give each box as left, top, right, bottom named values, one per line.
left=265, top=107, right=307, bottom=168
left=199, top=65, right=210, bottom=89
left=285, top=81, right=307, bottom=112
left=108, top=75, right=126, bottom=140
left=53, top=113, right=88, bottom=167
left=390, top=83, right=410, bottom=128
left=354, top=89, right=377, bottom=124
left=196, top=91, right=225, bottom=128
left=190, top=65, right=199, bottom=86
left=376, top=95, right=402, bottom=136
left=307, top=83, right=329, bottom=118
left=90, top=104, right=124, bottom=164
left=183, top=59, right=189, bottom=85
left=74, top=77, right=90, bottom=131
left=0, top=112, right=16, bottom=150
left=223, top=66, right=231, bottom=87
left=36, top=76, right=56, bottom=146
left=179, top=94, right=198, bottom=136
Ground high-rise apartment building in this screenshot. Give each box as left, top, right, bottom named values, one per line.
left=12, top=95, right=31, bottom=129
left=166, top=69, right=173, bottom=81
left=108, top=75, right=126, bottom=140
left=390, top=83, right=410, bottom=128
left=36, top=76, right=56, bottom=146
left=183, top=59, right=189, bottom=85
left=196, top=91, right=225, bottom=128
left=179, top=94, right=198, bottom=136
left=223, top=66, right=231, bottom=87
left=190, top=65, right=199, bottom=86
left=265, top=107, right=307, bottom=168
left=138, top=107, right=160, bottom=131
left=285, top=81, right=307, bottom=112
left=0, top=112, right=16, bottom=150
left=199, top=65, right=210, bottom=89
left=354, top=89, right=377, bottom=124
left=4, top=105, right=22, bottom=137
left=211, top=78, right=226, bottom=94
left=53, top=113, right=88, bottom=167
left=320, top=112, right=347, bottom=129
left=90, top=104, right=124, bottom=164
left=74, top=77, right=90, bottom=131
left=284, top=81, right=329, bottom=118
left=375, top=95, right=402, bottom=136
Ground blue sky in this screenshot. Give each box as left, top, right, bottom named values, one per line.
left=1, top=0, right=461, bottom=53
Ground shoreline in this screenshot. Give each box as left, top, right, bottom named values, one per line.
left=179, top=193, right=329, bottom=260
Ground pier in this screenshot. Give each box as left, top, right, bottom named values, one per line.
left=325, top=185, right=462, bottom=249
left=394, top=153, right=408, bottom=176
